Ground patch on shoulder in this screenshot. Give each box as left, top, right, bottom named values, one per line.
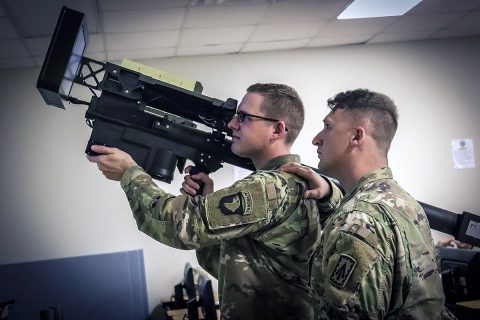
left=329, top=254, right=357, bottom=288
left=219, top=191, right=253, bottom=215
left=205, top=179, right=269, bottom=230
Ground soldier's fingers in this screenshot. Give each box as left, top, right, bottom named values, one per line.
left=279, top=162, right=305, bottom=174
left=286, top=167, right=313, bottom=182
left=182, top=181, right=200, bottom=194
left=304, top=189, right=322, bottom=199
left=184, top=176, right=200, bottom=190
left=91, top=145, right=117, bottom=155
left=189, top=170, right=205, bottom=179
left=279, top=162, right=300, bottom=170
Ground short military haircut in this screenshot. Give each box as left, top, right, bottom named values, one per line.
left=247, top=83, right=304, bottom=145
left=327, top=89, right=399, bottom=154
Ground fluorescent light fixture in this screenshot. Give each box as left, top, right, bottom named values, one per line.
left=338, top=0, right=422, bottom=19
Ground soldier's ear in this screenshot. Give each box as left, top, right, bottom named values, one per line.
left=351, top=127, right=366, bottom=145
left=272, top=121, right=288, bottom=137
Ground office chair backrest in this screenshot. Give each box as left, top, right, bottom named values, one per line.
left=197, top=272, right=217, bottom=320
left=183, top=262, right=196, bottom=300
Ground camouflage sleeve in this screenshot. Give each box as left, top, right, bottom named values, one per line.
left=196, top=245, right=221, bottom=279
left=319, top=210, right=395, bottom=319
left=120, top=166, right=294, bottom=250
left=317, top=176, right=343, bottom=225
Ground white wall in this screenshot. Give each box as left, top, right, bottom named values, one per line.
left=1, top=36, right=479, bottom=312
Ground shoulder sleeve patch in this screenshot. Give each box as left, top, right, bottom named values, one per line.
left=219, top=191, right=253, bottom=215
left=329, top=254, right=357, bottom=288
left=205, top=179, right=270, bottom=230
left=323, top=231, right=379, bottom=306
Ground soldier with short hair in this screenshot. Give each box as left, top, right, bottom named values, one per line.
left=281, top=89, right=454, bottom=319
left=87, top=83, right=342, bottom=320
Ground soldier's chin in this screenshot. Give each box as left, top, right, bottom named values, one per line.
left=231, top=145, right=250, bottom=158
left=317, top=162, right=332, bottom=176
left=231, top=144, right=246, bottom=157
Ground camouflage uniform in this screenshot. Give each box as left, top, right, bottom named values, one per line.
left=120, top=154, right=343, bottom=320
left=311, top=167, right=451, bottom=319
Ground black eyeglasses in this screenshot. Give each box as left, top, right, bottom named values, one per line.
left=233, top=111, right=288, bottom=131
left=233, top=111, right=279, bottom=123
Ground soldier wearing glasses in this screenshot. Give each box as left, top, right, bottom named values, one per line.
left=87, top=83, right=342, bottom=320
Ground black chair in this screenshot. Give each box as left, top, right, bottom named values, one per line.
left=157, top=263, right=219, bottom=320
left=163, top=262, right=196, bottom=311
left=186, top=297, right=199, bottom=320
left=195, top=272, right=218, bottom=320
left=183, top=262, right=196, bottom=301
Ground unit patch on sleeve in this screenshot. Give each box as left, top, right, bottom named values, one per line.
left=205, top=179, right=269, bottom=230
left=329, top=254, right=357, bottom=288
left=219, top=191, right=253, bottom=215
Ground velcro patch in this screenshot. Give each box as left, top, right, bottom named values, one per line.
left=219, top=191, right=253, bottom=215
left=329, top=254, right=357, bottom=288
left=205, top=179, right=269, bottom=230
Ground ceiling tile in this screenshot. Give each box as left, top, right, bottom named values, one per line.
left=448, top=10, right=480, bottom=28
left=368, top=30, right=435, bottom=44
left=25, top=37, right=49, bottom=56
left=107, top=47, right=175, bottom=61
left=33, top=56, right=46, bottom=67
left=185, top=3, right=268, bottom=28
left=0, top=56, right=35, bottom=69
left=6, top=0, right=98, bottom=37
left=383, top=12, right=466, bottom=33
left=0, top=17, right=18, bottom=39
left=306, top=34, right=371, bottom=47
left=1, top=0, right=479, bottom=70
left=316, top=17, right=397, bottom=37
left=103, top=9, right=185, bottom=33
left=250, top=21, right=327, bottom=42
left=100, top=0, right=189, bottom=11
left=430, top=27, right=480, bottom=39
left=210, top=0, right=270, bottom=4
left=176, top=43, right=242, bottom=56
left=261, top=0, right=351, bottom=23
left=85, top=34, right=105, bottom=53
left=242, top=39, right=309, bottom=53
left=409, top=0, right=480, bottom=14
left=179, top=26, right=254, bottom=46
left=105, top=30, right=180, bottom=51
left=0, top=39, right=30, bottom=58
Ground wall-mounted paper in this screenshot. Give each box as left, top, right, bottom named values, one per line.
left=451, top=138, right=475, bottom=169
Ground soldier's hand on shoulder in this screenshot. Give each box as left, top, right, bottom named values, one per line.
left=180, top=165, right=214, bottom=197
left=279, top=162, right=331, bottom=200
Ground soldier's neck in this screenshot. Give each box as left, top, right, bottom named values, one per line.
left=252, top=146, right=291, bottom=170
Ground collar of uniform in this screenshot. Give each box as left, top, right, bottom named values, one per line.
left=342, top=167, right=393, bottom=201
left=259, top=154, right=300, bottom=170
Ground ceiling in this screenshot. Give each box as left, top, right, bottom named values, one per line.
left=1, top=0, right=480, bottom=70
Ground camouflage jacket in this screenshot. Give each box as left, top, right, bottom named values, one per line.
left=121, top=154, right=343, bottom=320
left=311, top=167, right=449, bottom=319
